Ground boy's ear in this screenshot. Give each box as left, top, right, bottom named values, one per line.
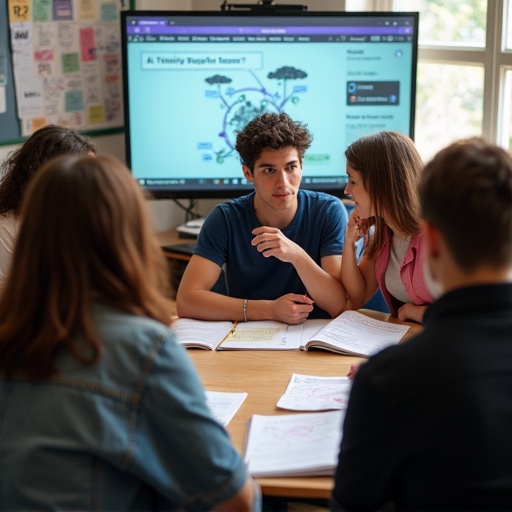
left=242, top=165, right=254, bottom=182
left=420, top=220, right=441, bottom=259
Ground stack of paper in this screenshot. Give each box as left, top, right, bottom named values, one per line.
left=244, top=410, right=344, bottom=477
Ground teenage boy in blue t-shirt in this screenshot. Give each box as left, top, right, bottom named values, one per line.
left=176, top=113, right=347, bottom=323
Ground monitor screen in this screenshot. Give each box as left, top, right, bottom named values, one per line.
left=121, top=10, right=418, bottom=199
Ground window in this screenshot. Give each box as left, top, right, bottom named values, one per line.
left=415, top=63, right=483, bottom=159
left=412, top=0, right=486, bottom=47
left=347, top=0, right=512, bottom=159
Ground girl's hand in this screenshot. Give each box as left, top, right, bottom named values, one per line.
left=346, top=212, right=367, bottom=245
left=397, top=303, right=427, bottom=324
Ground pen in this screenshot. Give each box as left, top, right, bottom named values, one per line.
left=294, top=292, right=313, bottom=304
left=219, top=322, right=238, bottom=346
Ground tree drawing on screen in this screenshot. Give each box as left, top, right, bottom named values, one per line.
left=203, top=65, right=308, bottom=163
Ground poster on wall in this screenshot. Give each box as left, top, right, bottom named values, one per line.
left=0, top=0, right=21, bottom=144
left=8, top=0, right=125, bottom=136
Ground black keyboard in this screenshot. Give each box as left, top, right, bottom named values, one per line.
left=161, top=243, right=196, bottom=255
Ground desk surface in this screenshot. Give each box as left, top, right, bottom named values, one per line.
left=187, top=309, right=422, bottom=499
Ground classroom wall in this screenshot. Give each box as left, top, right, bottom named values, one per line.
left=0, top=0, right=346, bottom=232
left=0, top=131, right=218, bottom=232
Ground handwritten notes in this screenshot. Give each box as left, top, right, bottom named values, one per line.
left=244, top=410, right=344, bottom=477
left=301, top=310, right=410, bottom=356
left=205, top=391, right=247, bottom=426
left=277, top=373, right=352, bottom=411
left=172, top=318, right=233, bottom=350
left=218, top=320, right=302, bottom=350
left=229, top=327, right=282, bottom=341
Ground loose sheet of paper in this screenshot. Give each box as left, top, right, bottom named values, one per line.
left=205, top=390, right=248, bottom=426
left=244, top=410, right=344, bottom=477
left=277, top=373, right=352, bottom=411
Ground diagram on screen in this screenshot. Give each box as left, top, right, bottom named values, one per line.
left=202, top=65, right=308, bottom=164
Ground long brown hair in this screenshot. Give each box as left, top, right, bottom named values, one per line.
left=0, top=155, right=170, bottom=379
left=345, top=131, right=423, bottom=258
left=0, top=124, right=96, bottom=216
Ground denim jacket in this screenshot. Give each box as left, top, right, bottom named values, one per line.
left=0, top=303, right=251, bottom=511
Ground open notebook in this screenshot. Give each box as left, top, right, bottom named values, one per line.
left=172, top=318, right=302, bottom=351
left=172, top=310, right=410, bottom=356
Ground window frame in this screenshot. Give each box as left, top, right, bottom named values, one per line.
left=416, top=0, right=512, bottom=146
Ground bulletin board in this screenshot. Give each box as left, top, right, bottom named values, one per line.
left=0, top=0, right=21, bottom=144
left=1, top=0, right=131, bottom=144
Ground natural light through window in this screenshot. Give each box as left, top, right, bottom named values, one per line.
left=415, top=63, right=483, bottom=160
left=394, top=0, right=487, bottom=46
left=503, top=70, right=512, bottom=151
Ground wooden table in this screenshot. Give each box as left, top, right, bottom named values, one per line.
left=187, top=310, right=422, bottom=500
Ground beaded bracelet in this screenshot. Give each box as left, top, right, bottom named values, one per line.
left=243, top=299, right=248, bottom=322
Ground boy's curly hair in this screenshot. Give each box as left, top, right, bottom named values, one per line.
left=235, top=112, right=312, bottom=172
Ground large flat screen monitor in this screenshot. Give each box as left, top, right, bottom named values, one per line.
left=121, top=10, right=418, bottom=199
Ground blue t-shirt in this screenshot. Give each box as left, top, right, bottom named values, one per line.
left=195, top=189, right=347, bottom=318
